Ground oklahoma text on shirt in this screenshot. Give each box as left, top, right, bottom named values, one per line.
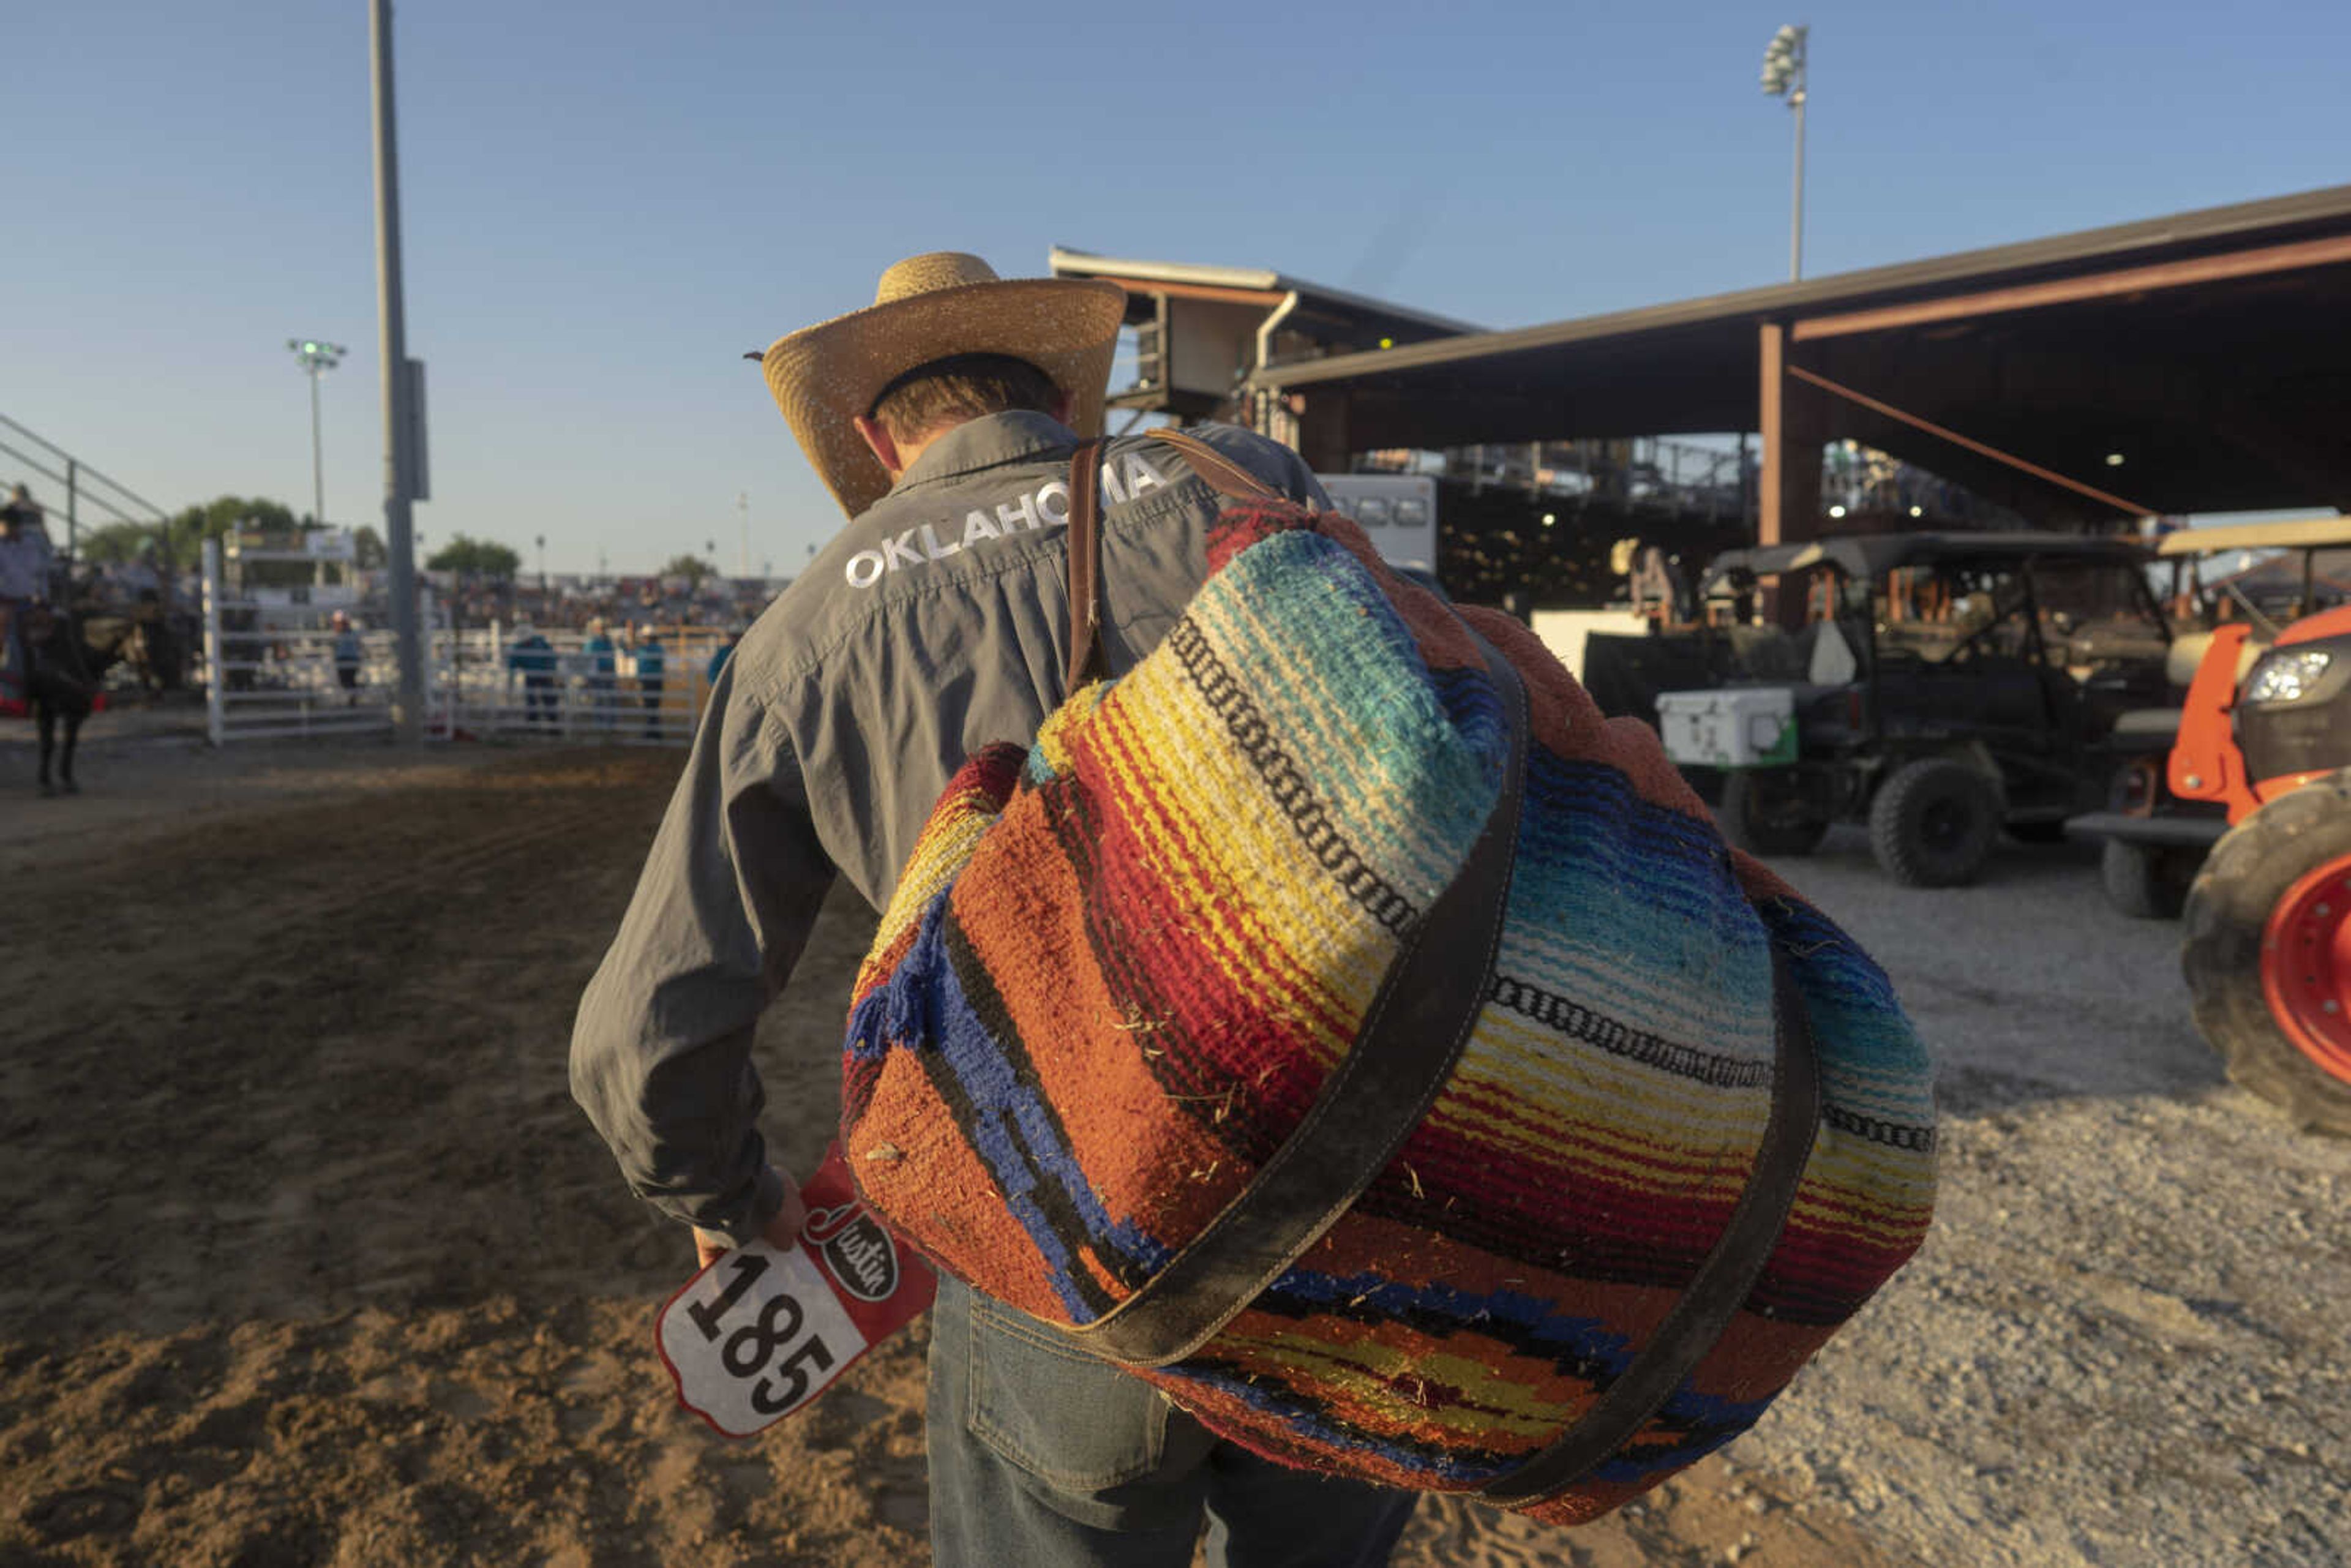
left=842, top=449, right=1170, bottom=590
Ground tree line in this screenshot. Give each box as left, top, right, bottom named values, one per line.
left=75, top=496, right=718, bottom=583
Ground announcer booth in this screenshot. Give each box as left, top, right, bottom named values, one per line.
left=1047, top=247, right=1479, bottom=457
left=1047, top=247, right=1475, bottom=578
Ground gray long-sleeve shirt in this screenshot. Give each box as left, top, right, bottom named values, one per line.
left=570, top=411, right=1329, bottom=1242
left=0, top=520, right=54, bottom=601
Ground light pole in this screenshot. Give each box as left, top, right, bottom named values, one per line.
left=371, top=0, right=425, bottom=743
left=1760, top=23, right=1809, bottom=282
left=287, top=338, right=348, bottom=526
left=536, top=533, right=547, bottom=590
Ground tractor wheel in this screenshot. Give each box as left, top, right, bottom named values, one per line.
left=1869, top=759, right=2000, bottom=887
left=2182, top=776, right=2351, bottom=1135
left=1717, top=769, right=1830, bottom=857
left=2101, top=838, right=2195, bottom=920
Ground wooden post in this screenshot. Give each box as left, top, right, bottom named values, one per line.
left=1757, top=323, right=1824, bottom=550
left=1757, top=323, right=1828, bottom=626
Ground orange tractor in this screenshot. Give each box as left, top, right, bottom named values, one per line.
left=2073, top=516, right=2351, bottom=1133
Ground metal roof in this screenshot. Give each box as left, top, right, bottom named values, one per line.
left=1247, top=184, right=2351, bottom=523
left=1253, top=184, right=2351, bottom=390
left=1047, top=246, right=1485, bottom=337
left=1700, top=531, right=2153, bottom=589
left=2156, top=515, right=2351, bottom=557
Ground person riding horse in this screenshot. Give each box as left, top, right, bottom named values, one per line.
left=1, top=483, right=58, bottom=711
left=21, top=602, right=110, bottom=796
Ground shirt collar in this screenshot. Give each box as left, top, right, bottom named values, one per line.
left=887, top=411, right=1081, bottom=498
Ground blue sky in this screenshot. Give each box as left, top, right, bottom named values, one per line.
left=11, top=1, right=2345, bottom=576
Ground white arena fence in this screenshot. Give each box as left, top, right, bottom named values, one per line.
left=440, top=622, right=721, bottom=748
left=197, top=538, right=727, bottom=748
left=200, top=544, right=444, bottom=745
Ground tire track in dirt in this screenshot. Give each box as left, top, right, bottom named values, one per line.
left=10, top=778, right=651, bottom=1052
left=0, top=751, right=683, bottom=1341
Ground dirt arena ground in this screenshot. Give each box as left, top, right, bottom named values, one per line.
left=1, top=733, right=2341, bottom=1567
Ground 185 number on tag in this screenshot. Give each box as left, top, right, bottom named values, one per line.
left=654, top=1142, right=936, bottom=1439
left=659, top=1237, right=863, bottom=1435
left=690, top=1250, right=839, bottom=1414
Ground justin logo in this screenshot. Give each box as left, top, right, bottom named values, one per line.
left=806, top=1201, right=902, bottom=1302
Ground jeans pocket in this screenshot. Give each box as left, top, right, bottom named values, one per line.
left=964, top=1292, right=1172, bottom=1493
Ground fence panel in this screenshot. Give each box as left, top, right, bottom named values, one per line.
left=201, top=539, right=413, bottom=744
left=198, top=542, right=725, bottom=748
left=438, top=623, right=716, bottom=748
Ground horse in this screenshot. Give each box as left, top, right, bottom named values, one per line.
left=76, top=593, right=191, bottom=693
left=17, top=605, right=129, bottom=796
left=76, top=613, right=159, bottom=691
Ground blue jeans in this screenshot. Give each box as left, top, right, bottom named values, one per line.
left=926, top=1278, right=1417, bottom=1568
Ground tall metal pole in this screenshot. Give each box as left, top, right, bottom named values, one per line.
left=1763, top=24, right=1809, bottom=283
left=287, top=341, right=345, bottom=525
left=371, top=0, right=423, bottom=742
left=1788, top=69, right=1807, bottom=282
left=309, top=367, right=326, bottom=526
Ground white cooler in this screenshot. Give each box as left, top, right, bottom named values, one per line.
left=1657, top=688, right=1798, bottom=768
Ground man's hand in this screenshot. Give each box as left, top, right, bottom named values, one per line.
left=692, top=1167, right=811, bottom=1269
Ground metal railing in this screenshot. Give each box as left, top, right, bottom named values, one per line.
left=194, top=538, right=746, bottom=749
left=438, top=624, right=720, bottom=748
left=201, top=538, right=446, bottom=743
left=0, top=413, right=176, bottom=575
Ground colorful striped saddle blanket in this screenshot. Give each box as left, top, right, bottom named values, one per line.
left=841, top=434, right=1937, bottom=1525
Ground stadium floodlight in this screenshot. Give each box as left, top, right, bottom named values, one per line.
left=287, top=337, right=350, bottom=528
left=1761, top=24, right=1803, bottom=91
left=1758, top=24, right=1810, bottom=282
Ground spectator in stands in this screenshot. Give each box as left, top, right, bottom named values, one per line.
left=630, top=621, right=665, bottom=739
left=583, top=616, right=618, bottom=729
left=705, top=625, right=742, bottom=688
left=330, top=611, right=364, bottom=707
left=508, top=613, right=559, bottom=726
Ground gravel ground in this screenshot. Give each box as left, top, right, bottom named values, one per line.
left=4, top=731, right=2343, bottom=1567
left=1724, top=828, right=2351, bottom=1568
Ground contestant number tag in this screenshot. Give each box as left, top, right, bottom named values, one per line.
left=659, top=1240, right=863, bottom=1436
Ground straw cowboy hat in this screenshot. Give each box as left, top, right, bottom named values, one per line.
left=756, top=252, right=1126, bottom=520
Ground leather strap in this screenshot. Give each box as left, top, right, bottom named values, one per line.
left=1070, top=628, right=1530, bottom=1366
left=1147, top=426, right=1282, bottom=503
left=1059, top=426, right=1282, bottom=692
left=1476, top=945, right=1821, bottom=1506
left=1062, top=438, right=1109, bottom=692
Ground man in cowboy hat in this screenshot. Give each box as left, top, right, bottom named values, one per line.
left=572, top=254, right=1417, bottom=1566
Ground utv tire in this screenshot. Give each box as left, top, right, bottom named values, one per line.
left=2102, top=838, right=2194, bottom=920
left=1717, top=769, right=1830, bottom=857
left=2181, top=776, right=2351, bottom=1136
left=1869, top=759, right=2000, bottom=887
